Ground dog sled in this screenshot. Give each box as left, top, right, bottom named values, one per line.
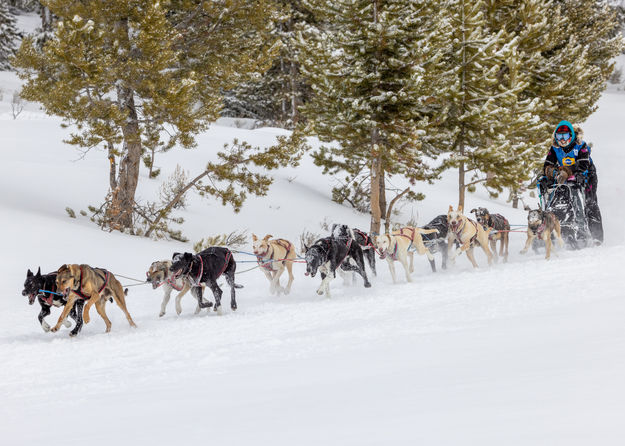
left=539, top=179, right=592, bottom=250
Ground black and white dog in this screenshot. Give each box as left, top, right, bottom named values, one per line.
left=21, top=267, right=84, bottom=336
left=170, top=248, right=242, bottom=314
left=304, top=236, right=371, bottom=297
left=331, top=224, right=376, bottom=276
left=420, top=215, right=449, bottom=271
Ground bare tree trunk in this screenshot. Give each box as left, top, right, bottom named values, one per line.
left=458, top=140, right=465, bottom=209
left=384, top=187, right=410, bottom=233
left=370, top=130, right=383, bottom=234
left=107, top=141, right=117, bottom=190
left=379, top=167, right=386, bottom=226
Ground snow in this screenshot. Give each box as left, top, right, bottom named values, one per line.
left=2, top=50, right=625, bottom=446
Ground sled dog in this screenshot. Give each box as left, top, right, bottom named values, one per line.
left=331, top=224, right=377, bottom=276
left=374, top=226, right=438, bottom=283
left=447, top=205, right=494, bottom=268
left=170, top=248, right=242, bottom=313
left=146, top=259, right=209, bottom=317
left=520, top=209, right=565, bottom=260
left=470, top=207, right=510, bottom=263
left=22, top=267, right=85, bottom=336
left=304, top=236, right=371, bottom=297
left=252, top=234, right=297, bottom=295
left=54, top=264, right=137, bottom=334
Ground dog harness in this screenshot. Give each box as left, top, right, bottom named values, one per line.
left=217, top=250, right=232, bottom=278
left=149, top=272, right=184, bottom=292
left=73, top=267, right=110, bottom=300
left=354, top=229, right=375, bottom=248
left=486, top=214, right=509, bottom=240
left=257, top=239, right=293, bottom=272
left=452, top=219, right=479, bottom=246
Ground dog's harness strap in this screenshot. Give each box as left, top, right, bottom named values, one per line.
left=166, top=277, right=184, bottom=291
left=355, top=229, right=374, bottom=248
left=193, top=255, right=204, bottom=285
left=217, top=250, right=232, bottom=279
left=337, top=238, right=352, bottom=267
left=72, top=267, right=109, bottom=300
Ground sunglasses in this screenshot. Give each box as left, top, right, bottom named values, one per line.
left=555, top=132, right=571, bottom=142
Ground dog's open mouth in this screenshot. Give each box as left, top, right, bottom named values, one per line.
left=28, top=293, right=36, bottom=305
left=379, top=251, right=387, bottom=260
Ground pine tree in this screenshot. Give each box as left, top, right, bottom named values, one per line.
left=298, top=0, right=452, bottom=233
left=430, top=0, right=549, bottom=208
left=14, top=0, right=291, bottom=234
left=0, top=1, right=19, bottom=70
left=222, top=0, right=313, bottom=127
left=479, top=0, right=622, bottom=202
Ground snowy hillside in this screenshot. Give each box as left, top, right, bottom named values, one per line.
left=2, top=67, right=625, bottom=446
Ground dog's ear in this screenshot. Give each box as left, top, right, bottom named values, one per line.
left=303, top=243, right=309, bottom=253
left=470, top=208, right=476, bottom=214
left=251, top=233, right=257, bottom=242
left=27, top=268, right=33, bottom=277
left=263, top=234, right=272, bottom=241
left=458, top=204, right=463, bottom=213
left=57, top=264, right=67, bottom=273
left=448, top=205, right=453, bottom=213
left=524, top=205, right=530, bottom=211
left=68, top=264, right=80, bottom=277
left=172, top=252, right=181, bottom=260
left=36, top=266, right=41, bottom=277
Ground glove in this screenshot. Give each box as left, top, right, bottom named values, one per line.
left=545, top=166, right=557, bottom=179
left=575, top=172, right=586, bottom=185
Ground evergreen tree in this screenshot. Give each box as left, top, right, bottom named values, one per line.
left=298, top=0, right=452, bottom=233
left=14, top=0, right=293, bottom=234
left=222, top=0, right=313, bottom=127
left=431, top=0, right=548, bottom=208
left=0, top=1, right=19, bottom=70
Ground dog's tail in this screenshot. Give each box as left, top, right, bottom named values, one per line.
left=124, top=288, right=128, bottom=295
left=417, top=228, right=439, bottom=235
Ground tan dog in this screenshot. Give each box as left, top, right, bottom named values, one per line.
left=447, top=205, right=493, bottom=268
left=520, top=209, right=565, bottom=260
left=146, top=260, right=209, bottom=317
left=53, top=264, right=137, bottom=333
left=252, top=234, right=296, bottom=295
left=374, top=226, right=438, bottom=283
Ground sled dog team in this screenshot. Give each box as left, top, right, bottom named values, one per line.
left=21, top=205, right=565, bottom=337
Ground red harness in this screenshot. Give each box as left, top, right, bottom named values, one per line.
left=73, top=266, right=110, bottom=300
left=257, top=239, right=293, bottom=271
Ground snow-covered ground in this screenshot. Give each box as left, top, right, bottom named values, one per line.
left=2, top=60, right=625, bottom=445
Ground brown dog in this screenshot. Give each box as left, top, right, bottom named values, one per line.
left=252, top=234, right=297, bottom=295
left=447, top=205, right=493, bottom=268
left=520, top=209, right=565, bottom=260
left=53, top=264, right=137, bottom=333
left=374, top=226, right=438, bottom=283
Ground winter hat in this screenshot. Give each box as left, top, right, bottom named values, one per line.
left=554, top=120, right=575, bottom=141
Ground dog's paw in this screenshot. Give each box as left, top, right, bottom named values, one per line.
left=63, top=319, right=71, bottom=328
left=364, top=282, right=371, bottom=288
left=69, top=331, right=78, bottom=337
left=215, top=305, right=224, bottom=315
left=231, top=303, right=237, bottom=311
left=41, top=321, right=51, bottom=332
left=159, top=311, right=166, bottom=317
left=520, top=249, right=527, bottom=255
left=317, top=290, right=324, bottom=295
left=50, top=325, right=60, bottom=333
